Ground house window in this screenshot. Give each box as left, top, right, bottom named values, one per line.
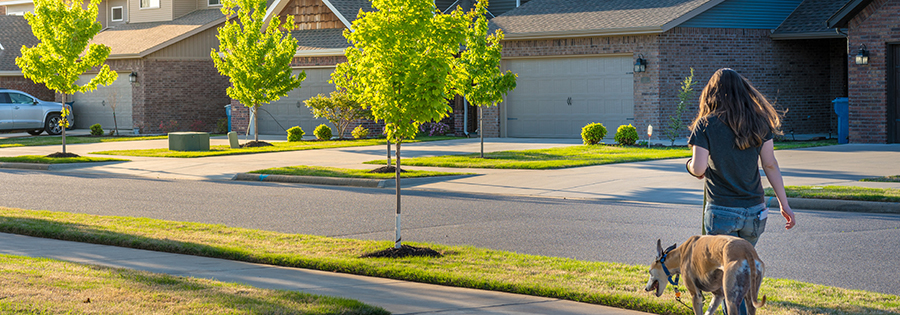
left=140, top=0, right=159, bottom=9
left=111, top=6, right=124, bottom=21
left=208, top=0, right=221, bottom=6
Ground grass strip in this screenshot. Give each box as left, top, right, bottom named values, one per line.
left=365, top=145, right=692, bottom=169
left=0, top=155, right=129, bottom=164
left=90, top=136, right=460, bottom=158
left=0, top=207, right=895, bottom=315
left=361, top=140, right=838, bottom=170
left=0, top=254, right=387, bottom=314
left=860, top=176, right=900, bottom=183
left=0, top=135, right=167, bottom=148
left=765, top=186, right=900, bottom=202
left=250, top=165, right=472, bottom=179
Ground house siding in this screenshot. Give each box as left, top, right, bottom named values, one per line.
left=108, top=0, right=129, bottom=26
left=173, top=0, right=196, bottom=18
left=846, top=0, right=900, bottom=143
left=147, top=22, right=223, bottom=59
left=129, top=0, right=173, bottom=23
left=679, top=0, right=804, bottom=29
left=278, top=0, right=343, bottom=30
left=4, top=3, right=33, bottom=15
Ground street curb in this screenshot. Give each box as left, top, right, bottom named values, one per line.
left=232, top=173, right=476, bottom=189
left=0, top=162, right=50, bottom=170
left=0, top=161, right=127, bottom=171
left=767, top=197, right=900, bottom=214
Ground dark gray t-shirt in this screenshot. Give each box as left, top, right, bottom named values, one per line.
left=688, top=115, right=773, bottom=208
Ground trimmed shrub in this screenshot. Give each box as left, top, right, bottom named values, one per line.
left=90, top=123, right=103, bottom=136
left=351, top=125, right=370, bottom=139
left=314, top=124, right=332, bottom=140
left=615, top=124, right=639, bottom=145
left=581, top=122, right=607, bottom=145
left=287, top=126, right=305, bottom=142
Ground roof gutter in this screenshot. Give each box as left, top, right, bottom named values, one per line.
left=769, top=31, right=847, bottom=40
left=0, top=71, right=24, bottom=76
left=0, top=0, right=33, bottom=5
left=501, top=26, right=664, bottom=41
left=294, top=48, right=345, bottom=57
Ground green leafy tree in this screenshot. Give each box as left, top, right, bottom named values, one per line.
left=16, top=0, right=117, bottom=154
left=211, top=0, right=305, bottom=143
left=304, top=90, right=371, bottom=139
left=666, top=68, right=697, bottom=145
left=454, top=0, right=516, bottom=158
left=333, top=0, right=467, bottom=249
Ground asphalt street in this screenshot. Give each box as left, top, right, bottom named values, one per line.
left=1, top=169, right=898, bottom=296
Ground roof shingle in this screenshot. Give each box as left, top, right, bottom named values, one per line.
left=772, top=0, right=847, bottom=39
left=90, top=9, right=225, bottom=57
left=292, top=28, right=349, bottom=51
left=0, top=15, right=38, bottom=72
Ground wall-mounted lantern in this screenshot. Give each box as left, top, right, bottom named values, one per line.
left=634, top=54, right=647, bottom=73
left=129, top=72, right=138, bottom=83
left=855, top=44, right=869, bottom=65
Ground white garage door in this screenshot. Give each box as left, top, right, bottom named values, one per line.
left=72, top=72, right=133, bottom=131
left=257, top=68, right=336, bottom=135
left=504, top=56, right=634, bottom=138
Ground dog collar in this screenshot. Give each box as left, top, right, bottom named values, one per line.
left=658, top=252, right=680, bottom=286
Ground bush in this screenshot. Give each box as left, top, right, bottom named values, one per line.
left=314, top=124, right=332, bottom=140
left=216, top=118, right=228, bottom=134
left=615, top=124, right=639, bottom=145
left=351, top=125, right=370, bottom=139
left=90, top=123, right=103, bottom=136
left=287, top=126, right=305, bottom=142
left=420, top=121, right=450, bottom=136
left=581, top=122, right=607, bottom=145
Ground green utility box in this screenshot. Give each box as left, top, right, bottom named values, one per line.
left=168, top=132, right=210, bottom=151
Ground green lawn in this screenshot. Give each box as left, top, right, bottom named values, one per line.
left=91, top=136, right=460, bottom=158
left=250, top=165, right=471, bottom=179
left=861, top=175, right=900, bottom=183
left=0, top=155, right=129, bottom=164
left=362, top=140, right=839, bottom=170
left=0, top=254, right=386, bottom=314
left=0, top=135, right=167, bottom=148
left=0, top=207, right=895, bottom=315
left=765, top=185, right=900, bottom=202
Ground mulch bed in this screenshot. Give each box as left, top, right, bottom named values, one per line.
left=46, top=152, right=80, bottom=158
left=241, top=141, right=274, bottom=148
left=368, top=165, right=406, bottom=174
left=360, top=245, right=442, bottom=258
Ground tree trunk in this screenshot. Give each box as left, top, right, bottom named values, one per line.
left=112, top=109, right=118, bottom=136
left=394, top=141, right=402, bottom=249
left=253, top=106, right=259, bottom=142
left=386, top=140, right=391, bottom=166
left=479, top=105, right=484, bottom=158
left=61, top=94, right=67, bottom=154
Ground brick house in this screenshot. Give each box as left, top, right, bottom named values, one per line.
left=827, top=0, right=900, bottom=143
left=0, top=0, right=231, bottom=134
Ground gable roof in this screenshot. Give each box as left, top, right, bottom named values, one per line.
left=489, top=0, right=725, bottom=40
left=771, top=0, right=847, bottom=39
left=827, top=0, right=873, bottom=28
left=264, top=0, right=372, bottom=30
left=91, top=9, right=225, bottom=59
left=0, top=15, right=38, bottom=73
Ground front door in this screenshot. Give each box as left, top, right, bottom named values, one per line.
left=890, top=44, right=900, bottom=143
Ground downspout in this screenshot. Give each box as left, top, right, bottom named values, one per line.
left=463, top=98, right=469, bottom=137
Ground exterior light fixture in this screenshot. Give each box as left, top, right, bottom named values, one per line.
left=855, top=44, right=869, bottom=65
left=634, top=54, right=647, bottom=73
left=129, top=72, right=138, bottom=83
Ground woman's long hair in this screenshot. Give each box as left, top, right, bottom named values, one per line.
left=690, top=68, right=782, bottom=150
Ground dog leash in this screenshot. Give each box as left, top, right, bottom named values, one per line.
left=659, top=248, right=694, bottom=311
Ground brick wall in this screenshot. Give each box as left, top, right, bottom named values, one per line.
left=0, top=6, right=6, bottom=15
left=846, top=0, right=900, bottom=143
left=0, top=76, right=54, bottom=101
left=133, top=59, right=230, bottom=134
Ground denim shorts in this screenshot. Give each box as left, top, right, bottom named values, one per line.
left=703, top=203, right=767, bottom=246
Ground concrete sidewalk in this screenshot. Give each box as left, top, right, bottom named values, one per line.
left=0, top=232, right=650, bottom=315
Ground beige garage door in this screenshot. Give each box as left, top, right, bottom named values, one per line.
left=503, top=56, right=634, bottom=138
left=72, top=72, right=133, bottom=131
left=257, top=68, right=336, bottom=135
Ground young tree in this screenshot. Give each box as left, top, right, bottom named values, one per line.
left=666, top=68, right=697, bottom=145
left=211, top=0, right=305, bottom=143
left=333, top=0, right=466, bottom=249
left=303, top=90, right=371, bottom=139
left=16, top=0, right=117, bottom=154
left=454, top=0, right=516, bottom=158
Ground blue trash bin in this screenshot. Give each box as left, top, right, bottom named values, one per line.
left=224, top=104, right=232, bottom=133
left=832, top=97, right=848, bottom=144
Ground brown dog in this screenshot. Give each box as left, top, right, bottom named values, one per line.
left=644, top=235, right=766, bottom=315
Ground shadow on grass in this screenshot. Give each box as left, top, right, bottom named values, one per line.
left=772, top=300, right=900, bottom=315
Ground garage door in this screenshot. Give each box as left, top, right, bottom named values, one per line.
left=504, top=56, right=634, bottom=138
left=257, top=68, right=336, bottom=135
left=72, top=72, right=133, bottom=131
